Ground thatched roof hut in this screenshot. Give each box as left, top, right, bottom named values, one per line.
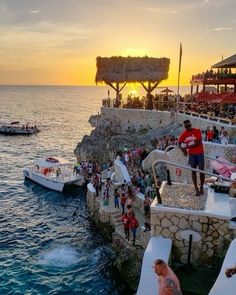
left=212, top=53, right=236, bottom=68
left=96, top=56, right=170, bottom=84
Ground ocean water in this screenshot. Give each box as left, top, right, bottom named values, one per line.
left=0, top=85, right=190, bottom=294
left=0, top=86, right=118, bottom=295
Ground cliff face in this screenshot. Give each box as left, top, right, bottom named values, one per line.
left=74, top=113, right=182, bottom=162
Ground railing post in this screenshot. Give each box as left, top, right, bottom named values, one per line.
left=156, top=187, right=162, bottom=204
left=152, top=162, right=162, bottom=204
left=167, top=169, right=172, bottom=185
left=187, top=234, right=193, bottom=266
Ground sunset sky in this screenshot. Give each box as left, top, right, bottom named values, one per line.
left=0, top=0, right=235, bottom=86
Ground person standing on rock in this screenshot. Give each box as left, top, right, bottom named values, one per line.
left=145, top=172, right=153, bottom=198
left=121, top=213, right=130, bottom=241
left=178, top=119, right=205, bottom=196
left=130, top=213, right=139, bottom=246
left=103, top=181, right=110, bottom=206
left=120, top=192, right=127, bottom=215
left=153, top=259, right=182, bottom=295
left=93, top=173, right=100, bottom=197
left=114, top=189, right=120, bottom=209
left=143, top=195, right=151, bottom=219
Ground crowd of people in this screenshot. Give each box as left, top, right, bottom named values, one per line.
left=192, top=68, right=236, bottom=81
left=181, top=101, right=236, bottom=121
left=154, top=135, right=179, bottom=151
left=101, top=172, right=154, bottom=245
left=84, top=145, right=158, bottom=245
left=152, top=128, right=231, bottom=151
left=202, top=126, right=231, bottom=144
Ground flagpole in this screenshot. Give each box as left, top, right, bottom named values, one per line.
left=177, top=42, right=182, bottom=111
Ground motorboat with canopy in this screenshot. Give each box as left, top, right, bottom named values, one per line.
left=0, top=120, right=39, bottom=135
left=23, top=157, right=84, bottom=192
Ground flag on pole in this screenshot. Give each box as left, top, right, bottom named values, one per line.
left=178, top=42, right=182, bottom=73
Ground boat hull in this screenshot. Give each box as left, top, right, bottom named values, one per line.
left=0, top=128, right=39, bottom=135
left=23, top=169, right=65, bottom=192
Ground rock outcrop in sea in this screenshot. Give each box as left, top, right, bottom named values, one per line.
left=74, top=113, right=182, bottom=162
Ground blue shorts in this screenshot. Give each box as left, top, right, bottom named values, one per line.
left=189, top=154, right=204, bottom=169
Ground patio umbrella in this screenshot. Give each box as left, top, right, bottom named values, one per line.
left=160, top=87, right=174, bottom=95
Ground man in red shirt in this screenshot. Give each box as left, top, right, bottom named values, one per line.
left=178, top=120, right=205, bottom=196
left=130, top=213, right=139, bottom=246
left=121, top=213, right=130, bottom=241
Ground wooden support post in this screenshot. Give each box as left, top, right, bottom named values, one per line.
left=203, top=83, right=205, bottom=93
left=140, top=81, right=159, bottom=110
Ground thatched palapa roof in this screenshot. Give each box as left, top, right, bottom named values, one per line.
left=96, top=56, right=170, bottom=84
left=212, top=53, right=236, bottom=68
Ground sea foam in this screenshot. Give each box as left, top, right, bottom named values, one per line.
left=39, top=245, right=80, bottom=267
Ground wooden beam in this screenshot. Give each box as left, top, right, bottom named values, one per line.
left=150, top=81, right=159, bottom=92
left=140, top=81, right=148, bottom=92
left=106, top=82, right=117, bottom=91
left=119, top=82, right=127, bottom=92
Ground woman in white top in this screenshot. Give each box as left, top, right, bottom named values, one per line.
left=220, top=130, right=230, bottom=145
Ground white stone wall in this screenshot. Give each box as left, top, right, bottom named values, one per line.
left=150, top=209, right=236, bottom=264
left=101, top=107, right=174, bottom=130
left=101, top=107, right=236, bottom=137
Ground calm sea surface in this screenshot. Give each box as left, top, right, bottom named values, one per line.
left=0, top=85, right=190, bottom=294
left=0, top=86, right=118, bottom=295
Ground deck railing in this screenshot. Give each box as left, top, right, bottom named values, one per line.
left=178, top=110, right=236, bottom=126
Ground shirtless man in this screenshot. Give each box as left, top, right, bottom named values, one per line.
left=154, top=259, right=182, bottom=295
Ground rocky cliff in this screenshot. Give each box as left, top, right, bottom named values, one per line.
left=74, top=113, right=182, bottom=162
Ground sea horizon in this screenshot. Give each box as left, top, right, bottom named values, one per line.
left=0, top=84, right=192, bottom=97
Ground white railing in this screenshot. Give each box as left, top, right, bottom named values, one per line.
left=178, top=110, right=236, bottom=126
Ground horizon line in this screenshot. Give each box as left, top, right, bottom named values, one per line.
left=0, top=84, right=190, bottom=87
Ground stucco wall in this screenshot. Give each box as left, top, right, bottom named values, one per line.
left=101, top=107, right=174, bottom=130
left=101, top=107, right=236, bottom=138
left=150, top=207, right=236, bottom=264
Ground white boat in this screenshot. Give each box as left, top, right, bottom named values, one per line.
left=0, top=120, right=39, bottom=135
left=23, top=157, right=85, bottom=192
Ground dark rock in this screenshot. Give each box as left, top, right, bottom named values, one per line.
left=74, top=113, right=182, bottom=162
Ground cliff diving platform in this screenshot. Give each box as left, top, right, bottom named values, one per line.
left=153, top=182, right=232, bottom=220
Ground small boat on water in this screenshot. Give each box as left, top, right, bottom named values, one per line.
left=0, top=120, right=39, bottom=135
left=23, top=157, right=85, bottom=192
